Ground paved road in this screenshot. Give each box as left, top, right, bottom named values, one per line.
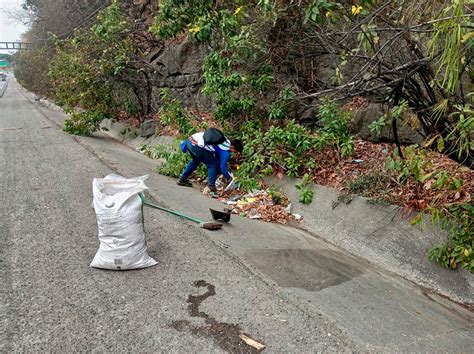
left=1, top=80, right=473, bottom=352
left=0, top=82, right=353, bottom=351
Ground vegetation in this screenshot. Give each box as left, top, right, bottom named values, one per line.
left=15, top=0, right=155, bottom=135
left=14, top=48, right=53, bottom=96
left=296, top=174, right=315, bottom=204
left=147, top=0, right=473, bottom=165
left=158, top=89, right=200, bottom=136
left=428, top=204, right=473, bottom=272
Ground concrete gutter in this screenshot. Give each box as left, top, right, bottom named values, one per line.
left=265, top=176, right=473, bottom=306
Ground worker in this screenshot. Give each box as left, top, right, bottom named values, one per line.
left=177, top=128, right=243, bottom=192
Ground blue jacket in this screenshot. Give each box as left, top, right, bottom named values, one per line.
left=180, top=139, right=232, bottom=180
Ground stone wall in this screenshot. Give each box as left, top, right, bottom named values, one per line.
left=132, top=3, right=425, bottom=145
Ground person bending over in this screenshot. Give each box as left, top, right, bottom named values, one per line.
left=177, top=128, right=243, bottom=192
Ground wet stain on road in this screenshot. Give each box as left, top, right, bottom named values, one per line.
left=246, top=249, right=364, bottom=291
left=171, top=280, right=264, bottom=353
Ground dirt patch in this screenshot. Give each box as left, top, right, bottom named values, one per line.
left=171, top=280, right=264, bottom=353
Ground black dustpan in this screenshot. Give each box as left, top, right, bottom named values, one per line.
left=210, top=208, right=232, bottom=223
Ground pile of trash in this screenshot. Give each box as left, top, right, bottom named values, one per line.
left=203, top=185, right=302, bottom=225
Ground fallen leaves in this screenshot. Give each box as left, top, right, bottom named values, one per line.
left=204, top=186, right=295, bottom=224
left=311, top=139, right=473, bottom=212
left=226, top=191, right=295, bottom=224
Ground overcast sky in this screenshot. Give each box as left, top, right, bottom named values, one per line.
left=0, top=0, right=29, bottom=54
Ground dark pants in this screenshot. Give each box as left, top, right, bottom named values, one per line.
left=180, top=140, right=218, bottom=187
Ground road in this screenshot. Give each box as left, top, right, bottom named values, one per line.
left=1, top=79, right=473, bottom=352
left=0, top=81, right=353, bottom=351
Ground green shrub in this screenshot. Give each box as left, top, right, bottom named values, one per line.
left=142, top=141, right=206, bottom=179
left=387, top=146, right=464, bottom=191
left=295, top=174, right=314, bottom=204
left=236, top=120, right=317, bottom=188
left=428, top=204, right=473, bottom=272
left=63, top=110, right=106, bottom=136
left=387, top=145, right=432, bottom=183
left=48, top=2, right=132, bottom=135
left=316, top=100, right=354, bottom=158
left=159, top=89, right=197, bottom=136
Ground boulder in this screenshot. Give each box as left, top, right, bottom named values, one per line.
left=351, top=103, right=424, bottom=145
left=139, top=119, right=157, bottom=138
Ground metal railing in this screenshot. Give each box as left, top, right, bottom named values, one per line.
left=0, top=42, right=34, bottom=50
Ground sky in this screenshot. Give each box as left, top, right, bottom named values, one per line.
left=0, top=0, right=29, bottom=54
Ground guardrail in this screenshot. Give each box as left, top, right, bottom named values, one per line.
left=0, top=42, right=34, bottom=50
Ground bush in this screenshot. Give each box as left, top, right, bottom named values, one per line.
left=158, top=89, right=199, bottom=135
left=14, top=48, right=53, bottom=96
left=428, top=204, right=473, bottom=272
left=236, top=120, right=317, bottom=190
left=295, top=174, right=314, bottom=204
left=63, top=110, right=106, bottom=136
left=48, top=2, right=132, bottom=136
left=316, top=100, right=354, bottom=158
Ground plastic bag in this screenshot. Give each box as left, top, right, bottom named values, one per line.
left=90, top=174, right=157, bottom=270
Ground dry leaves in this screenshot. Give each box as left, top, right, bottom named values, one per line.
left=213, top=189, right=295, bottom=224
left=310, top=139, right=472, bottom=211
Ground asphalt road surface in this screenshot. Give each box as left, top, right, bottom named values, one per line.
left=0, top=81, right=355, bottom=351
left=2, top=79, right=473, bottom=352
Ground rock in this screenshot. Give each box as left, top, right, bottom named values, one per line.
left=152, top=37, right=206, bottom=76
left=351, top=103, right=424, bottom=144
left=146, top=36, right=212, bottom=111
left=139, top=119, right=157, bottom=138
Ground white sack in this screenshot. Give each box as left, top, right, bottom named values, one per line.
left=90, top=174, right=157, bottom=270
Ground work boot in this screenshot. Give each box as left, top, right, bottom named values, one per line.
left=177, top=179, right=192, bottom=187
left=208, top=186, right=217, bottom=193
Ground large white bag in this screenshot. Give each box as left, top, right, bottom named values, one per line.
left=90, top=174, right=157, bottom=270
